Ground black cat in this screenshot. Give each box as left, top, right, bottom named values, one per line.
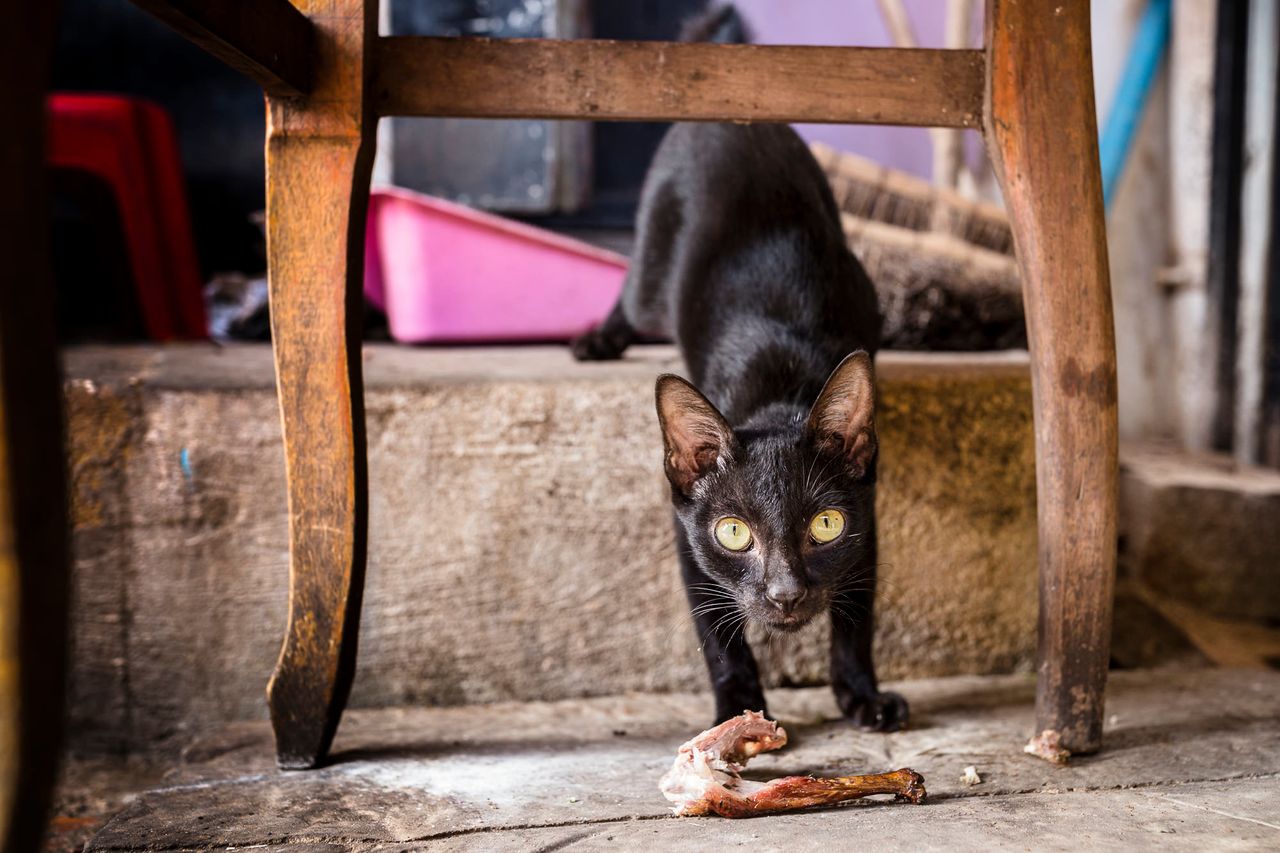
left=571, top=118, right=907, bottom=732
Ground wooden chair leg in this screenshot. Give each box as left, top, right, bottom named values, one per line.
left=983, top=0, right=1119, bottom=756
left=265, top=0, right=376, bottom=770
left=0, top=2, right=69, bottom=846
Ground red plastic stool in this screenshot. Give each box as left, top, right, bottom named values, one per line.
left=47, top=94, right=206, bottom=340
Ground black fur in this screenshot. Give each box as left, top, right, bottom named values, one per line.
left=572, top=119, right=907, bottom=732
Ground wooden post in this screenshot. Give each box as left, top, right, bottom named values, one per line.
left=0, top=1, right=69, bottom=847
left=130, top=0, right=314, bottom=97
left=983, top=0, right=1119, bottom=755
left=265, top=0, right=375, bottom=770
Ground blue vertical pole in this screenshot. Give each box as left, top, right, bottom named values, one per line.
left=1099, top=0, right=1173, bottom=208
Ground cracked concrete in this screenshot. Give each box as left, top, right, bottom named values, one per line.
left=69, top=667, right=1280, bottom=852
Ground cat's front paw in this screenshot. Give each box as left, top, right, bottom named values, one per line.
left=843, top=691, right=909, bottom=732
left=714, top=695, right=768, bottom=726
left=711, top=682, right=769, bottom=726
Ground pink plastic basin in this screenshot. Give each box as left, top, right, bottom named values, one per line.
left=364, top=187, right=628, bottom=343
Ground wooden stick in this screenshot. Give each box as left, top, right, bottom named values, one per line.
left=130, top=0, right=313, bottom=97
left=874, top=0, right=970, bottom=190
left=841, top=215, right=1018, bottom=295
left=875, top=0, right=919, bottom=48
left=812, top=142, right=1013, bottom=253
left=374, top=37, right=984, bottom=128
left=0, top=2, right=68, bottom=847
left=933, top=0, right=975, bottom=190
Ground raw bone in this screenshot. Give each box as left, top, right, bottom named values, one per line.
left=659, top=710, right=926, bottom=818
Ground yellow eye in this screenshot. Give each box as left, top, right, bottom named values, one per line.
left=714, top=517, right=753, bottom=551
left=809, top=509, right=846, bottom=543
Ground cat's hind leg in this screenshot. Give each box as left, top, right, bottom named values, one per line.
left=572, top=171, right=682, bottom=361
left=570, top=301, right=636, bottom=361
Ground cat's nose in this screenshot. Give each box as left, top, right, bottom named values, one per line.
left=765, top=583, right=807, bottom=614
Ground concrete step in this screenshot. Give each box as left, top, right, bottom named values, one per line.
left=1114, top=444, right=1280, bottom=672
left=61, top=668, right=1280, bottom=852
left=64, top=344, right=1038, bottom=754
left=1120, top=443, right=1280, bottom=626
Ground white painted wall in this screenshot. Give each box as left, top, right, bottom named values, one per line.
left=1096, top=0, right=1220, bottom=448
left=1236, top=0, right=1278, bottom=462
left=1165, top=0, right=1219, bottom=452
left=1095, top=0, right=1175, bottom=441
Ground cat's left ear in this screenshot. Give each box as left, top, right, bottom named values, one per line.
left=806, top=351, right=877, bottom=479
left=655, top=374, right=737, bottom=496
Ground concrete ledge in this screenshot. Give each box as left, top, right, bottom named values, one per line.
left=1121, top=443, right=1280, bottom=623
left=63, top=344, right=1036, bottom=754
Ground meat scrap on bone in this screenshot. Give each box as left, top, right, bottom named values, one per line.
left=659, top=710, right=927, bottom=818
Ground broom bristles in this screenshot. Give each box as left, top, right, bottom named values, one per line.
left=811, top=141, right=1013, bottom=255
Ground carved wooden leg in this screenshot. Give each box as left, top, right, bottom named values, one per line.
left=265, top=0, right=376, bottom=770
left=983, top=0, right=1119, bottom=756
left=0, top=2, right=69, bottom=846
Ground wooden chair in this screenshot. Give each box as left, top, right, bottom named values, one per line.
left=2, top=5, right=69, bottom=850
left=8, top=1, right=1117, bottom=807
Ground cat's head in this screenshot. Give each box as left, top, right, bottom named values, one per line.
left=655, top=352, right=877, bottom=632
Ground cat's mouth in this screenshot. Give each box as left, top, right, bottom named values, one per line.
left=760, top=611, right=815, bottom=633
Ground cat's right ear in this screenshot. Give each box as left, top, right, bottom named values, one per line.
left=655, top=374, right=736, bottom=496
left=806, top=350, right=877, bottom=479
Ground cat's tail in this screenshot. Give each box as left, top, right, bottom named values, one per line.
left=678, top=4, right=751, bottom=44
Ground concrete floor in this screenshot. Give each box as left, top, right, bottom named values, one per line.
left=57, top=668, right=1280, bottom=852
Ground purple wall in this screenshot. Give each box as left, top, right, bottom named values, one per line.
left=732, top=0, right=981, bottom=180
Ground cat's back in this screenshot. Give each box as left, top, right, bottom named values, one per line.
left=647, top=123, right=879, bottom=410
left=652, top=123, right=842, bottom=228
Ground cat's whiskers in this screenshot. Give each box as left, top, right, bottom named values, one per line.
left=834, top=562, right=902, bottom=595
left=690, top=602, right=740, bottom=619
left=830, top=575, right=876, bottom=617
left=703, top=607, right=749, bottom=651
left=832, top=582, right=878, bottom=605
left=688, top=585, right=737, bottom=598
left=764, top=624, right=786, bottom=656
left=686, top=585, right=737, bottom=600
left=661, top=610, right=706, bottom=645
left=717, top=608, right=748, bottom=648
left=830, top=598, right=870, bottom=624
left=804, top=455, right=837, bottom=498
left=872, top=562, right=903, bottom=593
left=665, top=594, right=737, bottom=640
left=686, top=587, right=739, bottom=612
left=802, top=452, right=822, bottom=495
left=686, top=581, right=737, bottom=596
left=690, top=597, right=737, bottom=610
left=705, top=608, right=744, bottom=640
left=659, top=575, right=745, bottom=645
left=808, top=466, right=844, bottom=500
